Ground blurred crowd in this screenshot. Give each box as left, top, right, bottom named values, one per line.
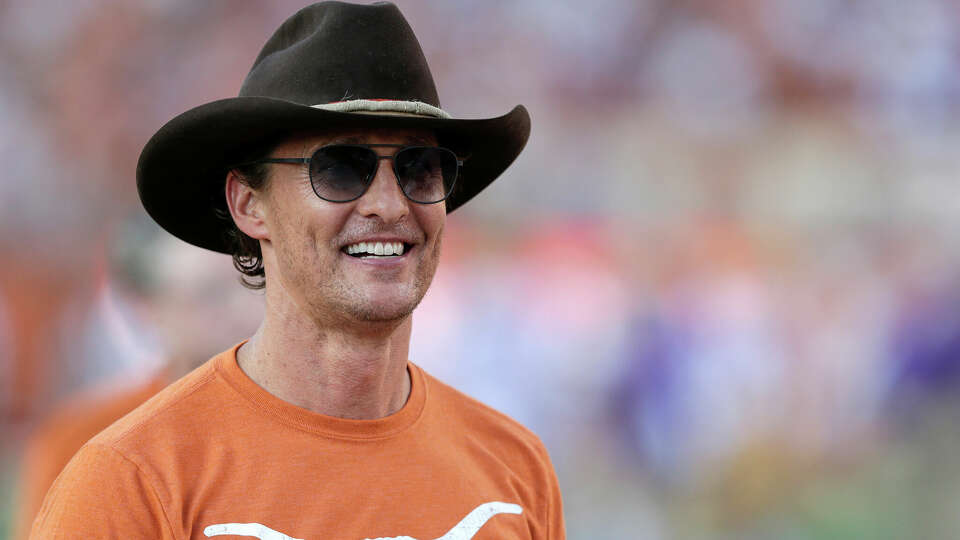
left=3, top=0, right=960, bottom=538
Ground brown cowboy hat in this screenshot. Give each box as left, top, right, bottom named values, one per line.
left=136, top=1, right=530, bottom=253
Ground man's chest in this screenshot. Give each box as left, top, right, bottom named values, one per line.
left=166, top=443, right=537, bottom=540
left=198, top=501, right=526, bottom=540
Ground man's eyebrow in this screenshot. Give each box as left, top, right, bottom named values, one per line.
left=325, top=135, right=435, bottom=146
left=327, top=135, right=365, bottom=145
left=403, top=135, right=435, bottom=146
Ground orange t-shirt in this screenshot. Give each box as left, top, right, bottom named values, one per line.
left=31, top=344, right=565, bottom=539
left=15, top=374, right=168, bottom=540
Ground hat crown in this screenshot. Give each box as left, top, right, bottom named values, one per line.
left=239, top=1, right=441, bottom=108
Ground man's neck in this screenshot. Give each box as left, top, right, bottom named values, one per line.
left=236, top=304, right=413, bottom=421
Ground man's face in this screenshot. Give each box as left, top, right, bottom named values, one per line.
left=255, top=127, right=446, bottom=326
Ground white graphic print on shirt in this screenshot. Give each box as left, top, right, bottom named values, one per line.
left=203, top=501, right=523, bottom=540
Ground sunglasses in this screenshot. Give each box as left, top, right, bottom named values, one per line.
left=237, top=144, right=463, bottom=204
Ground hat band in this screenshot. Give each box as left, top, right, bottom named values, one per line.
left=312, top=99, right=452, bottom=119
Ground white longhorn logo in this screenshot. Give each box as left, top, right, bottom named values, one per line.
left=204, top=522, right=302, bottom=540
left=204, top=501, right=522, bottom=540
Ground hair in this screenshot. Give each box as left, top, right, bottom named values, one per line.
left=216, top=141, right=277, bottom=290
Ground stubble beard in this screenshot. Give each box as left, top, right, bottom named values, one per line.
left=268, top=216, right=443, bottom=328
left=316, top=236, right=442, bottom=325
left=339, top=274, right=429, bottom=323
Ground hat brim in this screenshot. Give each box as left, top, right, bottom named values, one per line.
left=136, top=97, right=530, bottom=254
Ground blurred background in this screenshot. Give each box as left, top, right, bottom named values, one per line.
left=2, top=0, right=960, bottom=538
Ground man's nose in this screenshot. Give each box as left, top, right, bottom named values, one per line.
left=354, top=158, right=410, bottom=222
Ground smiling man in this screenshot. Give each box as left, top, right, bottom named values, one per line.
left=30, top=2, right=564, bottom=540
left=226, top=128, right=447, bottom=420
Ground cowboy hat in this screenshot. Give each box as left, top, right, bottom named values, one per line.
left=136, top=1, right=530, bottom=253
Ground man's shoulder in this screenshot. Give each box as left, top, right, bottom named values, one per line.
left=30, top=356, right=228, bottom=539
left=30, top=372, right=167, bottom=453
left=418, top=366, right=551, bottom=460
left=88, top=351, right=223, bottom=454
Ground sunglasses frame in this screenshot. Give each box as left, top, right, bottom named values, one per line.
left=236, top=143, right=464, bottom=204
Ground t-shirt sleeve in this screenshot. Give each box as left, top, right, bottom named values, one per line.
left=29, top=443, right=176, bottom=539
left=540, top=443, right=566, bottom=540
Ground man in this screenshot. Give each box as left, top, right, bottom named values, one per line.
left=31, top=3, right=565, bottom=539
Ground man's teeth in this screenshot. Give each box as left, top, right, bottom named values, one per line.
left=345, top=241, right=405, bottom=256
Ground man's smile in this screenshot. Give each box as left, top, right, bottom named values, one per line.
left=343, top=241, right=410, bottom=258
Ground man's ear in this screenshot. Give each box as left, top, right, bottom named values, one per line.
left=225, top=170, right=269, bottom=240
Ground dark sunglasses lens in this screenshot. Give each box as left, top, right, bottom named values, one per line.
left=395, top=147, right=458, bottom=203
left=309, top=146, right=377, bottom=202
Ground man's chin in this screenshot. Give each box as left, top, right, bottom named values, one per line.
left=348, top=305, right=414, bottom=323
left=342, top=294, right=423, bottom=324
